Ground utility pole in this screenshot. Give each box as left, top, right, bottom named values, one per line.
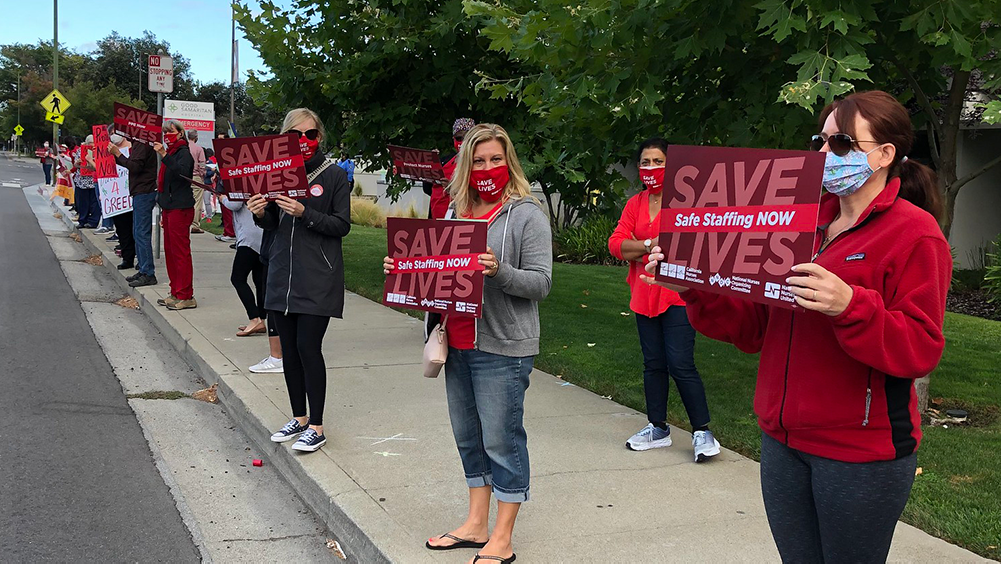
left=52, top=0, right=59, bottom=157
left=230, top=5, right=236, bottom=132
left=16, top=72, right=20, bottom=155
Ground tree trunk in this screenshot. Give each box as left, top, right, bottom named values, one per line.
left=936, top=70, right=969, bottom=240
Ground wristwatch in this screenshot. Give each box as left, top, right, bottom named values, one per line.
left=643, top=239, right=653, bottom=252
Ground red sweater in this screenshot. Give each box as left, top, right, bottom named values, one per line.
left=683, top=178, right=951, bottom=462
left=609, top=190, right=685, bottom=317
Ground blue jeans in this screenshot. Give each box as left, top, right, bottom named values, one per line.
left=76, top=188, right=101, bottom=227
left=636, top=306, right=711, bottom=429
left=132, top=193, right=157, bottom=276
left=444, top=348, right=533, bottom=503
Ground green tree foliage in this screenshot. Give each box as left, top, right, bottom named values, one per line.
left=83, top=31, right=196, bottom=110
left=191, top=80, right=285, bottom=136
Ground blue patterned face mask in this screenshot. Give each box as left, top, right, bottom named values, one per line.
left=822, top=148, right=880, bottom=197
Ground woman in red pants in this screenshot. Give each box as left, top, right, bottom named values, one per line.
left=153, top=119, right=197, bottom=310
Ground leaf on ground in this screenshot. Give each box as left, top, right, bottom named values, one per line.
left=53, top=212, right=62, bottom=219
left=326, top=539, right=346, bottom=559
left=582, top=289, right=590, bottom=296
left=620, top=312, right=630, bottom=316
left=83, top=254, right=103, bottom=266
left=191, top=383, right=219, bottom=404
left=587, top=343, right=596, bottom=347
left=115, top=296, right=140, bottom=310
left=69, top=233, right=81, bottom=242
left=915, top=467, right=923, bottom=476
left=580, top=304, right=588, bottom=308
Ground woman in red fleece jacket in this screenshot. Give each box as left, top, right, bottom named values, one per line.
left=643, top=91, right=951, bottom=563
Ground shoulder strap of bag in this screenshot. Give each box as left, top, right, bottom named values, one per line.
left=306, top=159, right=335, bottom=183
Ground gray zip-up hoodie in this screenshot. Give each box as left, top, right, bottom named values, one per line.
left=427, top=197, right=553, bottom=357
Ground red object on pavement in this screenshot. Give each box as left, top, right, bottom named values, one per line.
left=221, top=205, right=235, bottom=238
left=252, top=459, right=263, bottom=467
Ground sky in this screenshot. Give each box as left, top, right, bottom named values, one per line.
left=0, top=0, right=289, bottom=84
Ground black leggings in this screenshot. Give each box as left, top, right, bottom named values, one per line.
left=760, top=432, right=917, bottom=563
left=111, top=212, right=135, bottom=263
left=272, top=312, right=330, bottom=426
left=231, top=246, right=265, bottom=320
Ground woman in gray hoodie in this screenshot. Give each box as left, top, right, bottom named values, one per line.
left=385, top=124, right=552, bottom=564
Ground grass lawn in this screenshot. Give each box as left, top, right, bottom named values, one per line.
left=343, top=224, right=1000, bottom=559
left=199, top=212, right=225, bottom=236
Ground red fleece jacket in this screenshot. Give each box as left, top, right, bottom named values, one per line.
left=683, top=178, right=951, bottom=462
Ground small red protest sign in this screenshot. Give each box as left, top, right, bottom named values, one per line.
left=655, top=145, right=825, bottom=309
left=92, top=125, right=117, bottom=180
left=388, top=145, right=446, bottom=184
left=113, top=103, right=162, bottom=146
left=384, top=217, right=487, bottom=317
left=213, top=133, right=308, bottom=200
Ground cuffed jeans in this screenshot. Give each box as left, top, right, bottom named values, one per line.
left=444, top=348, right=533, bottom=503
left=132, top=193, right=157, bottom=276
left=636, top=306, right=711, bottom=429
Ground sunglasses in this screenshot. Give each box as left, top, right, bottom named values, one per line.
left=289, top=128, right=320, bottom=140
left=453, top=134, right=465, bottom=142
left=809, top=133, right=879, bottom=156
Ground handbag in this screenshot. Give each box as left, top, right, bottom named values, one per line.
left=422, top=317, right=448, bottom=378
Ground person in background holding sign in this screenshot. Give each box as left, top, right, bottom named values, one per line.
left=187, top=130, right=207, bottom=234
left=74, top=135, right=101, bottom=229
left=107, top=134, right=136, bottom=271
left=248, top=108, right=351, bottom=453
left=421, top=117, right=475, bottom=219
left=111, top=130, right=159, bottom=288
left=642, top=91, right=951, bottom=563
left=386, top=124, right=551, bottom=564
left=154, top=120, right=197, bottom=310
left=39, top=142, right=55, bottom=186
left=608, top=138, right=719, bottom=461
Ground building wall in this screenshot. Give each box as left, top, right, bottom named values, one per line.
left=952, top=129, right=1001, bottom=269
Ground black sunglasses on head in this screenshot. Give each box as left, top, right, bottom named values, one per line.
left=809, top=133, right=879, bottom=156
left=289, top=128, right=320, bottom=140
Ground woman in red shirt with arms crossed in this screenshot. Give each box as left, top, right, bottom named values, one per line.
left=609, top=138, right=720, bottom=462
left=643, top=91, right=951, bottom=563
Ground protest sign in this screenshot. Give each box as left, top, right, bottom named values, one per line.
left=35, top=148, right=48, bottom=158
left=213, top=133, right=308, bottom=200
left=388, top=145, right=446, bottom=183
left=655, top=145, right=824, bottom=309
left=383, top=217, right=487, bottom=317
left=113, top=103, right=162, bottom=146
left=92, top=125, right=117, bottom=180
left=98, top=147, right=132, bottom=218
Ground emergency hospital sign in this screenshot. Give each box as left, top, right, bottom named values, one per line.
left=165, top=100, right=215, bottom=149
left=148, top=55, right=174, bottom=93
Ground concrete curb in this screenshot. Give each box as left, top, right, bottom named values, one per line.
left=46, top=196, right=391, bottom=563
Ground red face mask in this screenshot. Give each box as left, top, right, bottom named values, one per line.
left=469, top=166, right=509, bottom=203
left=164, top=132, right=180, bottom=145
left=300, top=136, right=320, bottom=160
left=639, top=166, right=665, bottom=194
left=453, top=139, right=462, bottom=152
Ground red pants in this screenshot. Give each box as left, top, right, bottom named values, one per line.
left=162, top=207, right=195, bottom=300
left=221, top=205, right=235, bottom=237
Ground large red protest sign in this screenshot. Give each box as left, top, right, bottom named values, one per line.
left=388, top=145, right=446, bottom=184
left=213, top=134, right=308, bottom=200
left=112, top=103, right=162, bottom=146
left=92, top=125, right=117, bottom=180
left=655, top=145, right=825, bottom=309
left=384, top=218, right=487, bottom=317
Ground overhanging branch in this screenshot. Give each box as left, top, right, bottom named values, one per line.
left=884, top=48, right=943, bottom=143
left=950, top=153, right=1001, bottom=195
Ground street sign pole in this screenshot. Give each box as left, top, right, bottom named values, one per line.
left=52, top=0, right=59, bottom=158
left=154, top=90, right=163, bottom=259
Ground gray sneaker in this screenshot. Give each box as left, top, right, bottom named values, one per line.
left=626, top=423, right=672, bottom=451
left=692, top=429, right=721, bottom=462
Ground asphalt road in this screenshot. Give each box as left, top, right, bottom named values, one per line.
left=0, top=155, right=200, bottom=562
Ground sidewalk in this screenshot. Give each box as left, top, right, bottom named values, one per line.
left=48, top=193, right=989, bottom=563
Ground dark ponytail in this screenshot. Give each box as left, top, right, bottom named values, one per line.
left=819, top=91, right=943, bottom=224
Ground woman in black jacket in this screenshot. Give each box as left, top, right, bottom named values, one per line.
left=248, top=108, right=351, bottom=453
left=154, top=120, right=197, bottom=310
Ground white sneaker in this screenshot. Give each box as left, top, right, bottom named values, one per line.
left=692, top=430, right=721, bottom=463
left=626, top=423, right=673, bottom=451
left=94, top=226, right=112, bottom=234
left=249, top=356, right=284, bottom=373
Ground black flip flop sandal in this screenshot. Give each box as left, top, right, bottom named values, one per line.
left=473, top=554, right=516, bottom=563
left=425, top=533, right=488, bottom=551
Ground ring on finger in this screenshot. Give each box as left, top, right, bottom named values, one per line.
left=813, top=290, right=818, bottom=300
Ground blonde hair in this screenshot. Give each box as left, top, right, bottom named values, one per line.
left=281, top=108, right=325, bottom=142
left=448, top=123, right=534, bottom=217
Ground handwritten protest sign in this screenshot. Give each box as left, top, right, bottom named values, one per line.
left=92, top=125, right=117, bottom=180
left=384, top=218, right=487, bottom=317
left=213, top=133, right=308, bottom=200
left=98, top=147, right=132, bottom=218
left=655, top=145, right=824, bottom=309
left=113, top=103, right=162, bottom=146
left=388, top=145, right=446, bottom=184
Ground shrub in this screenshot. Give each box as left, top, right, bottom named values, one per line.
left=388, top=202, right=421, bottom=219
left=984, top=235, right=1001, bottom=303
left=351, top=197, right=386, bottom=228
left=553, top=215, right=625, bottom=265
left=352, top=179, right=363, bottom=197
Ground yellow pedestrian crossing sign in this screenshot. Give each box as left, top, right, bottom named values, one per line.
left=39, top=89, right=71, bottom=115
left=45, top=112, right=65, bottom=124
left=14, top=124, right=24, bottom=136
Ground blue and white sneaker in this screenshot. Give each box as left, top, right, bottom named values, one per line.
left=270, top=419, right=307, bottom=443
left=626, top=423, right=673, bottom=451
left=292, top=429, right=326, bottom=452
left=692, top=429, right=721, bottom=462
